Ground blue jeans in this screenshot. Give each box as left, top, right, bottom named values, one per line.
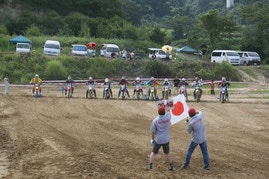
left=183, top=141, right=210, bottom=168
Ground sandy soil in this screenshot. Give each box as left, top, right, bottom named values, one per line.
left=0, top=83, right=269, bottom=179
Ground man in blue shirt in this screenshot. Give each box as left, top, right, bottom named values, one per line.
left=180, top=108, right=210, bottom=170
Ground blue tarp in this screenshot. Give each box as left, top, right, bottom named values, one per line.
left=9, top=35, right=32, bottom=44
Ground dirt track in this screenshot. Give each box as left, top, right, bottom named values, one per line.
left=0, top=84, right=269, bottom=179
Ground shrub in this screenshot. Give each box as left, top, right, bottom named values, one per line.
left=45, top=60, right=67, bottom=80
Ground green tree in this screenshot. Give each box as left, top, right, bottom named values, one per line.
left=149, top=26, right=166, bottom=45
left=198, top=9, right=237, bottom=49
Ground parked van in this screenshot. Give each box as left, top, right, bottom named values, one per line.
left=148, top=48, right=172, bottom=60
left=102, top=44, right=120, bottom=58
left=16, top=43, right=31, bottom=53
left=211, top=50, right=240, bottom=65
left=43, top=40, right=61, bottom=56
left=71, top=44, right=87, bottom=56
left=238, top=51, right=261, bottom=65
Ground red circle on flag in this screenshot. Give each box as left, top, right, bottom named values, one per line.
left=172, top=101, right=184, bottom=116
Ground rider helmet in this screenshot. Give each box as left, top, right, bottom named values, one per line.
left=182, top=78, right=186, bottom=81
left=35, top=74, right=39, bottom=78
left=195, top=77, right=199, bottom=81
left=150, top=77, right=154, bottom=81
left=105, top=78, right=109, bottom=83
left=164, top=78, right=168, bottom=82
left=68, top=76, right=71, bottom=80
left=136, top=77, right=140, bottom=81
left=121, top=76, right=125, bottom=80
left=222, top=77, right=226, bottom=81
left=89, top=77, right=93, bottom=80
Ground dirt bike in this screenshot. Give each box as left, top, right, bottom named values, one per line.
left=103, top=84, right=110, bottom=99
left=149, top=86, right=156, bottom=101
left=134, top=84, right=142, bottom=100
left=220, top=86, right=229, bottom=103
left=86, top=84, right=95, bottom=99
left=66, top=84, right=72, bottom=98
left=163, top=85, right=170, bottom=100
left=180, top=85, right=188, bottom=101
left=194, top=86, right=201, bottom=103
left=120, top=84, right=126, bottom=100
left=33, top=83, right=41, bottom=97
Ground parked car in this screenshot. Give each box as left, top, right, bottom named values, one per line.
left=211, top=50, right=240, bottom=65
left=43, top=40, right=61, bottom=56
left=72, top=44, right=87, bottom=56
left=16, top=43, right=31, bottom=53
left=148, top=48, right=172, bottom=60
left=102, top=44, right=120, bottom=58
left=238, top=51, right=261, bottom=65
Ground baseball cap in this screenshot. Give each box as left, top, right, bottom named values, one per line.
left=188, top=108, right=196, bottom=117
left=158, top=106, right=166, bottom=115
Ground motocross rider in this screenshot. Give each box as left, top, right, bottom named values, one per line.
left=146, top=77, right=159, bottom=97
left=180, top=78, right=189, bottom=93
left=173, top=76, right=180, bottom=95
left=29, top=74, right=42, bottom=96
left=103, top=78, right=113, bottom=98
left=65, top=75, right=74, bottom=95
left=133, top=77, right=143, bottom=96
left=118, top=76, right=130, bottom=98
left=218, top=77, right=230, bottom=97
left=86, top=77, right=96, bottom=97
left=192, top=77, right=203, bottom=98
left=162, top=78, right=171, bottom=99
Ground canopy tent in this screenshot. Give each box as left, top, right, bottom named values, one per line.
left=176, top=46, right=197, bottom=54
left=9, top=35, right=32, bottom=44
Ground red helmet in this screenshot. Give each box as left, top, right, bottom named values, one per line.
left=188, top=108, right=196, bottom=117
left=158, top=106, right=166, bottom=115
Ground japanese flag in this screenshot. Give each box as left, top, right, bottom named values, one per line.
left=170, top=94, right=189, bottom=125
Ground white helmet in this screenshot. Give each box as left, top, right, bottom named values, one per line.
left=182, top=78, right=186, bottom=81
left=121, top=76, right=125, bottom=80
left=222, top=77, right=226, bottom=81
left=89, top=77, right=93, bottom=80
left=35, top=74, right=39, bottom=78
left=164, top=78, right=168, bottom=82
left=105, top=78, right=109, bottom=82
left=68, top=76, right=71, bottom=80
left=136, top=77, right=140, bottom=81
left=150, top=77, right=154, bottom=81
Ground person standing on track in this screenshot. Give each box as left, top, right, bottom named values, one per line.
left=147, top=105, right=173, bottom=171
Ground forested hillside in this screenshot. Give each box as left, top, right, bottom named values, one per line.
left=0, top=0, right=269, bottom=63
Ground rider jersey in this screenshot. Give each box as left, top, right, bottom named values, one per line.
left=119, top=79, right=128, bottom=85
left=66, top=79, right=73, bottom=86
left=87, top=81, right=94, bottom=85
left=163, top=81, right=170, bottom=88
left=30, top=78, right=42, bottom=84
left=147, top=80, right=159, bottom=86
left=104, top=82, right=111, bottom=88
left=173, top=79, right=180, bottom=87
left=219, top=81, right=230, bottom=87
left=181, top=81, right=189, bottom=86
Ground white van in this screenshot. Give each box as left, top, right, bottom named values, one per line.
left=211, top=50, right=240, bottom=65
left=148, top=48, right=172, bottom=60
left=71, top=44, right=87, bottom=56
left=238, top=51, right=261, bottom=65
left=102, top=44, right=120, bottom=58
left=43, top=40, right=61, bottom=56
left=16, top=43, right=31, bottom=53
